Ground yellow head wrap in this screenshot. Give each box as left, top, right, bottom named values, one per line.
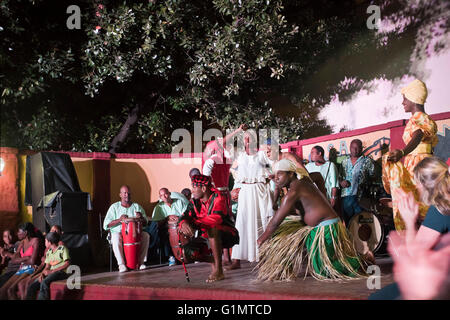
left=401, top=79, right=428, bottom=105
left=273, top=159, right=308, bottom=180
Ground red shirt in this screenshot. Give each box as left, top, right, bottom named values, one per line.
left=189, top=190, right=228, bottom=229
left=179, top=189, right=239, bottom=247
left=180, top=189, right=236, bottom=235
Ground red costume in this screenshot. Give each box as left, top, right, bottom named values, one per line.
left=178, top=175, right=239, bottom=252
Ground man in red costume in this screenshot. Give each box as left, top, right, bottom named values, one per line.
left=178, top=174, right=239, bottom=283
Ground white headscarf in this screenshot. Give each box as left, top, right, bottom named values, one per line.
left=274, top=159, right=310, bottom=180
left=274, top=159, right=297, bottom=174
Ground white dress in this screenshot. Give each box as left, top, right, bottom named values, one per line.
left=231, top=150, right=274, bottom=262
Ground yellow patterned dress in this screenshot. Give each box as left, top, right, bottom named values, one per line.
left=382, top=112, right=438, bottom=230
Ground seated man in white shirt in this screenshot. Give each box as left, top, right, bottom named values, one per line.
left=103, top=185, right=150, bottom=273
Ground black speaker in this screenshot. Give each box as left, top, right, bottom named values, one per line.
left=41, top=191, right=89, bottom=233
left=25, top=152, right=89, bottom=233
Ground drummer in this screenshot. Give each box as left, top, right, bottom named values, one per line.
left=152, top=188, right=190, bottom=221
left=151, top=188, right=190, bottom=264
left=103, top=185, right=150, bottom=273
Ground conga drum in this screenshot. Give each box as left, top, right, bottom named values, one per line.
left=121, top=219, right=142, bottom=270
left=348, top=211, right=388, bottom=256
left=168, top=216, right=212, bottom=263
left=167, top=215, right=189, bottom=262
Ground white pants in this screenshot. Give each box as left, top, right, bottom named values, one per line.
left=111, top=231, right=150, bottom=266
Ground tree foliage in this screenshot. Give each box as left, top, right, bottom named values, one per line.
left=2, top=0, right=447, bottom=152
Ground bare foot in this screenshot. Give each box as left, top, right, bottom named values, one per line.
left=225, top=260, right=240, bottom=270
left=206, top=272, right=225, bottom=283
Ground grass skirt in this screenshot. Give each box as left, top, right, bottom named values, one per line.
left=256, top=217, right=367, bottom=281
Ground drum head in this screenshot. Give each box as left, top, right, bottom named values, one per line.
left=348, top=211, right=384, bottom=255
left=379, top=197, right=393, bottom=208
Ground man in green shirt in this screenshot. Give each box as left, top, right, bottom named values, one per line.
left=103, top=185, right=149, bottom=272
left=152, top=188, right=190, bottom=222
left=151, top=188, right=190, bottom=265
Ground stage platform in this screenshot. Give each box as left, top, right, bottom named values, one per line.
left=50, top=257, right=394, bottom=300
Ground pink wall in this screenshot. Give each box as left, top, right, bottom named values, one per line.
left=109, top=155, right=201, bottom=217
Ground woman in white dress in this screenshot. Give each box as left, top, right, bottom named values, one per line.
left=227, top=131, right=274, bottom=269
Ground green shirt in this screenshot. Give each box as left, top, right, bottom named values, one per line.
left=152, top=193, right=189, bottom=222
left=45, top=245, right=70, bottom=273
left=103, top=202, right=148, bottom=234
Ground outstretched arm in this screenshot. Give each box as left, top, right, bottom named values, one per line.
left=258, top=186, right=299, bottom=246
left=223, top=124, right=248, bottom=146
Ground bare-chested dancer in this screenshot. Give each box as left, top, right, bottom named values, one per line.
left=256, top=159, right=366, bottom=281
left=266, top=145, right=326, bottom=211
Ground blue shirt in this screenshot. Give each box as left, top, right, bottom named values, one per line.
left=340, top=156, right=374, bottom=198
left=422, top=205, right=450, bottom=234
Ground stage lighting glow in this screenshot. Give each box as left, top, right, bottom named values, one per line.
left=0, top=157, right=4, bottom=175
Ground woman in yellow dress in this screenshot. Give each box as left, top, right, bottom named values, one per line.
left=382, top=79, right=438, bottom=231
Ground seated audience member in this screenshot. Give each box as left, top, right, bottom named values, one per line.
left=151, top=188, right=190, bottom=265
left=26, top=232, right=70, bottom=300
left=181, top=188, right=192, bottom=201
left=12, top=225, right=63, bottom=300
left=103, top=185, right=150, bottom=272
left=0, top=223, right=41, bottom=299
left=0, top=230, right=18, bottom=274
left=369, top=157, right=450, bottom=300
